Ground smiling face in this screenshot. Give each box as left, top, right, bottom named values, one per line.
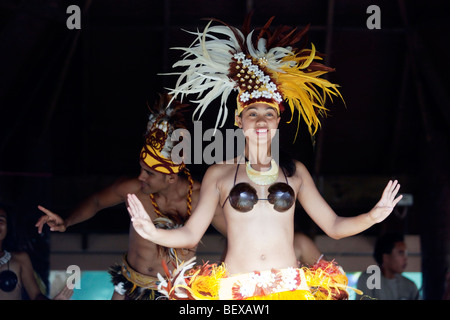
left=235, top=103, right=281, bottom=146
left=137, top=160, right=171, bottom=195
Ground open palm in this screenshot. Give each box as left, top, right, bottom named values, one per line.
left=127, top=194, right=157, bottom=241
left=369, top=180, right=403, bottom=223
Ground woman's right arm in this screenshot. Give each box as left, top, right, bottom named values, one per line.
left=128, top=165, right=222, bottom=249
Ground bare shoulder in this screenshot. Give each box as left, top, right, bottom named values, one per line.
left=191, top=178, right=201, bottom=192
left=204, top=161, right=238, bottom=182
left=111, top=177, right=142, bottom=197
left=113, top=177, right=151, bottom=207
left=293, top=160, right=314, bottom=183
left=294, top=160, right=309, bottom=174
left=10, top=251, right=32, bottom=266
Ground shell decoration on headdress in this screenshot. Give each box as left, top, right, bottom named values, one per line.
left=140, top=93, right=190, bottom=175
left=165, top=14, right=344, bottom=140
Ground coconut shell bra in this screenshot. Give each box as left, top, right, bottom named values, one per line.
left=0, top=251, right=18, bottom=293
left=222, top=163, right=295, bottom=212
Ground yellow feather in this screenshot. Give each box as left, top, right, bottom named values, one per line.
left=275, top=45, right=344, bottom=140
left=297, top=43, right=316, bottom=69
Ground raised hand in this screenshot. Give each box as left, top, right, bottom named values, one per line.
left=35, top=205, right=67, bottom=233
left=369, top=180, right=403, bottom=223
left=127, top=194, right=157, bottom=241
left=53, top=284, right=74, bottom=300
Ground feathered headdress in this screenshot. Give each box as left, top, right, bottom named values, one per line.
left=165, top=14, right=344, bottom=139
left=140, top=93, right=190, bottom=174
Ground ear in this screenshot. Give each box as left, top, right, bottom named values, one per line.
left=166, top=173, right=178, bottom=184
left=235, top=115, right=243, bottom=128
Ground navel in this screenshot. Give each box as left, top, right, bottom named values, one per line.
left=260, top=254, right=266, bottom=260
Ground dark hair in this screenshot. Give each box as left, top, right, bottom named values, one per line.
left=373, top=233, right=405, bottom=266
left=0, top=202, right=18, bottom=251
left=279, top=147, right=296, bottom=177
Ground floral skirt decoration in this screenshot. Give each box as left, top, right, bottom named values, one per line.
left=156, top=257, right=352, bottom=300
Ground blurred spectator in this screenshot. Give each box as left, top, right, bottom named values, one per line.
left=0, top=202, right=72, bottom=300
left=356, top=233, right=419, bottom=300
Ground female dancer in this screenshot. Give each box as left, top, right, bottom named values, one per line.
left=126, top=16, right=402, bottom=300
left=0, top=204, right=72, bottom=300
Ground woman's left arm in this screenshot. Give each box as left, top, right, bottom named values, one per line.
left=17, top=252, right=48, bottom=300
left=296, top=162, right=402, bottom=239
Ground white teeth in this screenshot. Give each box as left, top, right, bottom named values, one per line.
left=256, top=129, right=268, bottom=133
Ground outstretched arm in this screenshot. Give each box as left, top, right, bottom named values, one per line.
left=36, top=177, right=139, bottom=233
left=128, top=165, right=222, bottom=248
left=297, top=162, right=402, bottom=239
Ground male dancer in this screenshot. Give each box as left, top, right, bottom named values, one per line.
left=36, top=94, right=224, bottom=299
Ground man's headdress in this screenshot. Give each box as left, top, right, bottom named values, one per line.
left=140, top=93, right=189, bottom=175
left=140, top=93, right=194, bottom=261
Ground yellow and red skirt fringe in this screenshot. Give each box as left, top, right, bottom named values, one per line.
left=157, top=258, right=353, bottom=300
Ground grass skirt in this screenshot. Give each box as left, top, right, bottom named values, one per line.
left=156, top=257, right=352, bottom=300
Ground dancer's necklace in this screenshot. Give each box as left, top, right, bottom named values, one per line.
left=0, top=250, right=11, bottom=267
left=245, top=159, right=279, bottom=185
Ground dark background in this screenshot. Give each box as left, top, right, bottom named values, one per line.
left=0, top=0, right=448, bottom=299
